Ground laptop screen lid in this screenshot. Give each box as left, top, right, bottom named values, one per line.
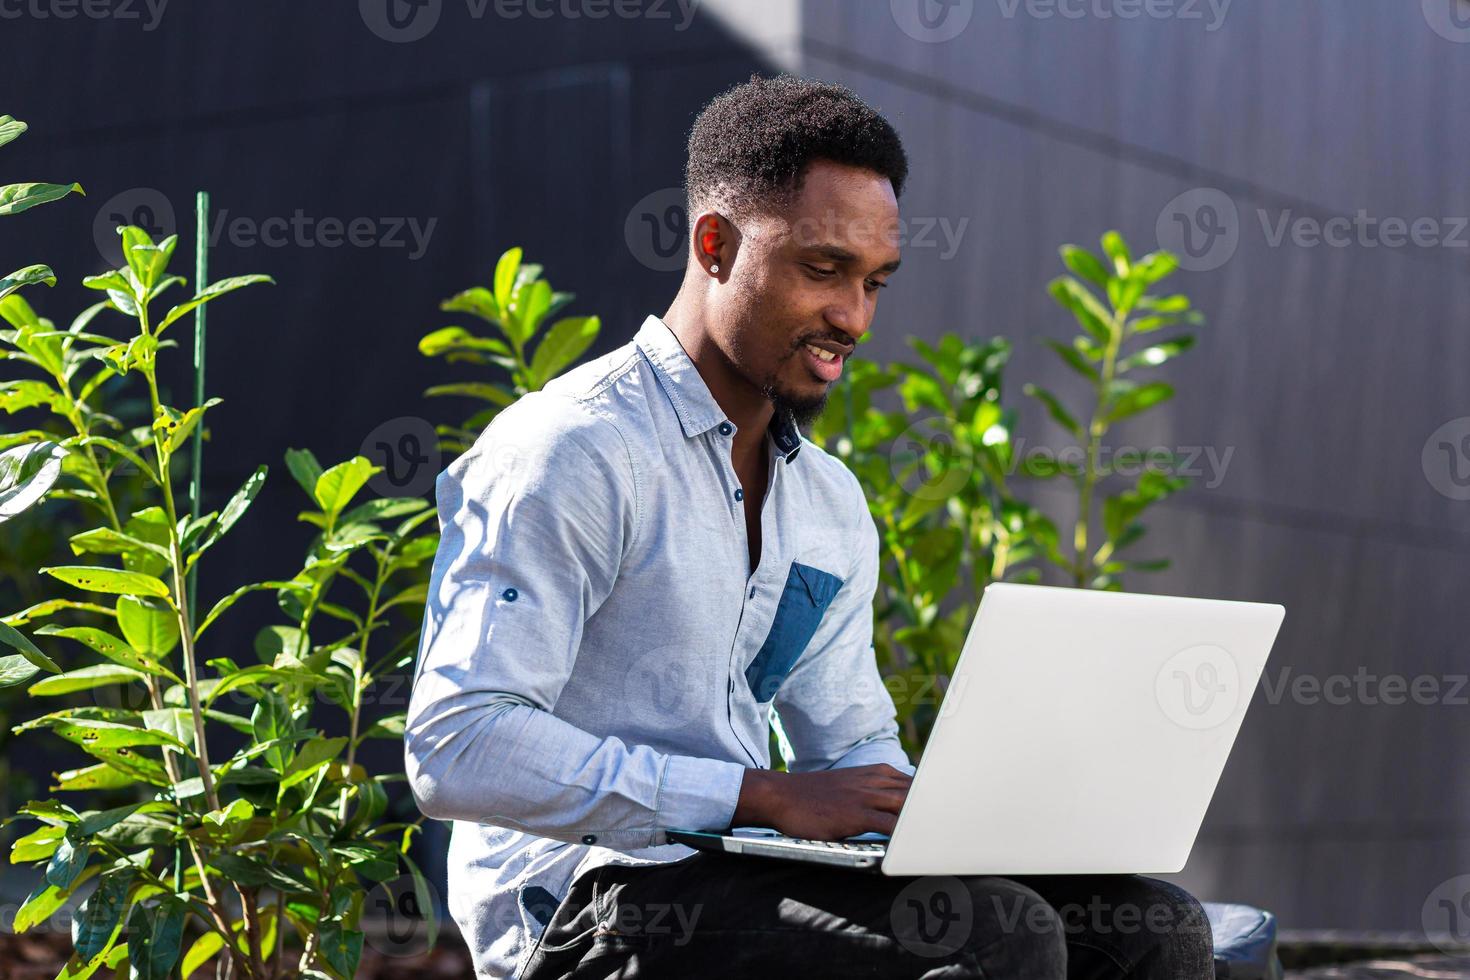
left=879, top=583, right=1284, bottom=877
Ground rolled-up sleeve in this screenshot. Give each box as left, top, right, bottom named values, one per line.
left=772, top=476, right=915, bottom=777
left=404, top=393, right=747, bottom=849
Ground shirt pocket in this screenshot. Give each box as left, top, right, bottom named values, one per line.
left=744, top=561, right=845, bottom=703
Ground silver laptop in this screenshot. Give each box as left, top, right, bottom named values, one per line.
left=669, top=582, right=1284, bottom=876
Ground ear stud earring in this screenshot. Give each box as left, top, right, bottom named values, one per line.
left=710, top=264, right=720, bottom=275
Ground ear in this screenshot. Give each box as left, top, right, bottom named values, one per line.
left=690, top=211, right=730, bottom=276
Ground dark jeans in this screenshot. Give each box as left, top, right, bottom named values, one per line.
left=520, top=851, right=1215, bottom=979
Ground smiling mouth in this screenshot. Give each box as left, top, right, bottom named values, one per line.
left=798, top=341, right=847, bottom=382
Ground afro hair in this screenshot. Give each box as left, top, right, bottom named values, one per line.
left=684, top=73, right=908, bottom=223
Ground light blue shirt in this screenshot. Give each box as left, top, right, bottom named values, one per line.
left=405, top=313, right=913, bottom=978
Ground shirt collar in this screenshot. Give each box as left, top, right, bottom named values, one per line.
left=634, top=314, right=802, bottom=464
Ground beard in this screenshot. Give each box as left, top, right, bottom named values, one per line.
left=760, top=375, right=830, bottom=429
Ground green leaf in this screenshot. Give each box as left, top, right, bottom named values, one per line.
left=152, top=397, right=222, bottom=454
left=156, top=274, right=274, bottom=334
left=417, top=324, right=511, bottom=358
left=318, top=919, right=365, bottom=978
left=12, top=865, right=99, bottom=933
left=41, top=566, right=171, bottom=599
left=49, top=718, right=187, bottom=751
left=1048, top=277, right=1113, bottom=343
left=0, top=115, right=27, bottom=148
left=35, top=624, right=175, bottom=679
left=252, top=692, right=292, bottom=772
left=280, top=736, right=347, bottom=790
left=127, top=899, right=186, bottom=980
left=528, top=316, right=599, bottom=386
left=180, top=929, right=224, bottom=979
left=192, top=464, right=266, bottom=558
left=46, top=835, right=90, bottom=889
left=1059, top=245, right=1109, bottom=288
left=0, top=181, right=84, bottom=216
left=439, top=285, right=501, bottom=323
left=1131, top=250, right=1179, bottom=285
left=9, top=823, right=65, bottom=862
left=0, top=263, right=58, bottom=302
left=314, top=457, right=379, bottom=516
left=492, top=247, right=523, bottom=317
left=195, top=579, right=310, bottom=638
left=422, top=381, right=516, bottom=405
left=1118, top=336, right=1196, bottom=372
left=1101, top=230, right=1131, bottom=277
left=1023, top=383, right=1083, bottom=438
left=0, top=653, right=41, bottom=687
left=0, top=620, right=60, bottom=673
left=31, top=663, right=148, bottom=696
left=0, top=440, right=66, bottom=523
left=68, top=527, right=171, bottom=563
left=1042, top=338, right=1099, bottom=383
left=284, top=447, right=324, bottom=498
left=519, top=278, right=553, bottom=337
left=53, top=762, right=137, bottom=792
left=1105, top=381, right=1174, bottom=423
left=115, top=596, right=180, bottom=657
left=73, top=869, right=133, bottom=961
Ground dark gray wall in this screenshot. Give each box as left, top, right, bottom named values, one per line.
left=0, top=0, right=1462, bottom=938
left=791, top=0, right=1470, bottom=934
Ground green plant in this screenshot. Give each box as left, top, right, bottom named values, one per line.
left=812, top=334, right=1054, bottom=748
left=0, top=225, right=436, bottom=980
left=419, top=246, right=601, bottom=453
left=0, top=110, right=87, bottom=864
left=1023, top=231, right=1202, bottom=589
left=812, top=230, right=1201, bottom=752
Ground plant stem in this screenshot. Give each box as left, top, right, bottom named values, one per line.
left=144, top=363, right=220, bottom=813
left=1074, top=310, right=1125, bottom=587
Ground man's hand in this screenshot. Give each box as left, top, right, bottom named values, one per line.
left=733, top=764, right=912, bottom=840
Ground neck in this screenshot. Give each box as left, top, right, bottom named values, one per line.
left=661, top=293, right=773, bottom=469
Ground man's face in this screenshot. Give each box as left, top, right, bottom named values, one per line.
left=708, top=159, right=902, bottom=426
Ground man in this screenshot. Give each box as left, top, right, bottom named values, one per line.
left=405, top=73, right=1214, bottom=978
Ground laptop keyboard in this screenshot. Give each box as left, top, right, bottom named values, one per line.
left=774, top=836, right=887, bottom=853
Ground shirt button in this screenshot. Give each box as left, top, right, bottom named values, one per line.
left=502, top=587, right=518, bottom=602
left=718, top=421, right=733, bottom=435
left=581, top=834, right=597, bottom=845
left=734, top=488, right=744, bottom=501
